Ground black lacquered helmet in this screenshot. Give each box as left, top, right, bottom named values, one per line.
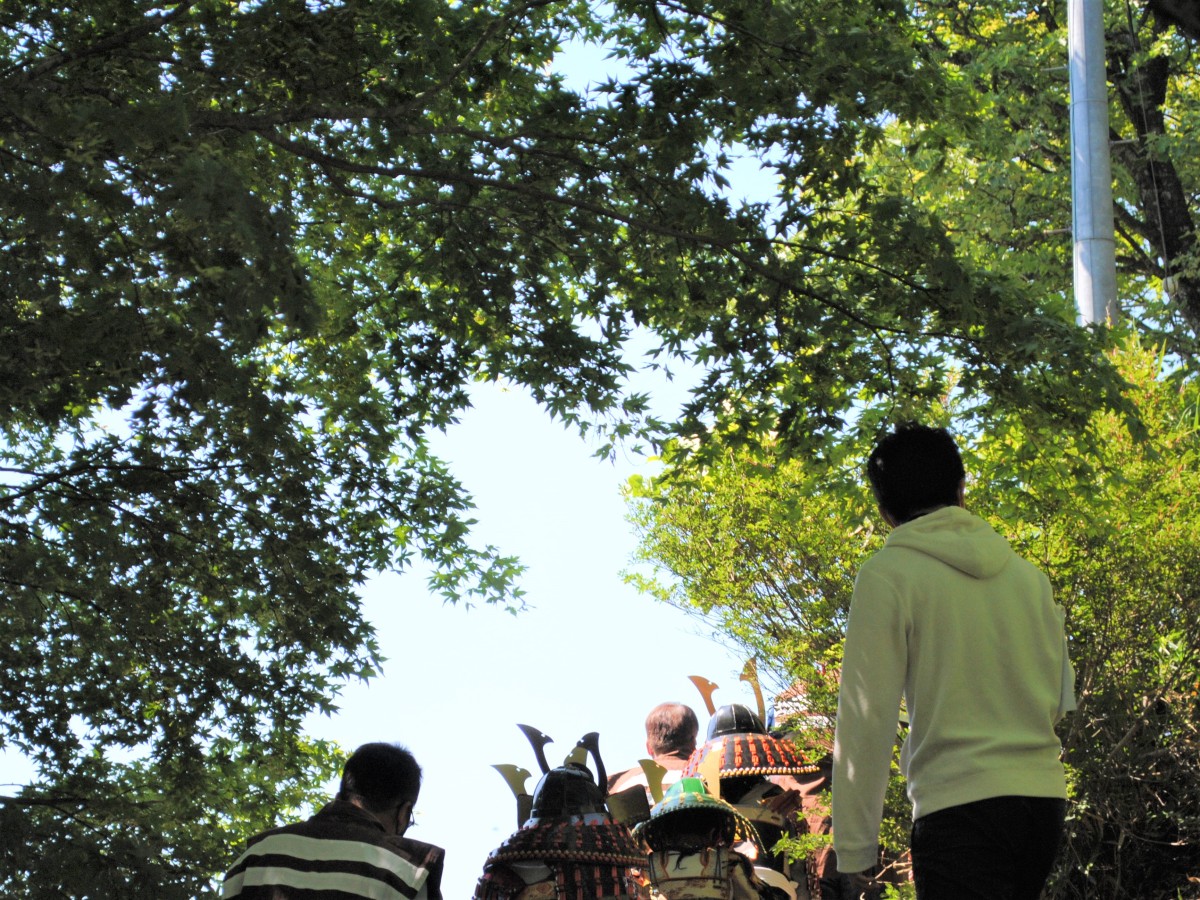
left=529, top=762, right=608, bottom=824
left=706, top=703, right=767, bottom=739
left=477, top=726, right=646, bottom=900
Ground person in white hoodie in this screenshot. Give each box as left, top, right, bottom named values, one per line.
left=832, top=423, right=1075, bottom=899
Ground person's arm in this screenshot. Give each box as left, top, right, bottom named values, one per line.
left=831, top=566, right=907, bottom=874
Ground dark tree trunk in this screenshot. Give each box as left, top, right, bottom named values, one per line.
left=1109, top=26, right=1200, bottom=334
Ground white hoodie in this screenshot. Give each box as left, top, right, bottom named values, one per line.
left=831, top=506, right=1075, bottom=874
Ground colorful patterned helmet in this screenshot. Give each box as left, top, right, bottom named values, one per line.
left=476, top=726, right=650, bottom=900
left=685, top=706, right=819, bottom=780
left=635, top=778, right=770, bottom=900
left=634, top=777, right=763, bottom=856
left=482, top=816, right=647, bottom=869
left=475, top=791, right=648, bottom=900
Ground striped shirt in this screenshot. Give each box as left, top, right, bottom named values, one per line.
left=222, top=801, right=444, bottom=900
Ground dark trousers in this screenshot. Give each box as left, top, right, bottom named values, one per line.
left=910, top=795, right=1067, bottom=900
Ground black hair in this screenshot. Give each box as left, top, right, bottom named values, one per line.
left=337, top=742, right=422, bottom=814
left=866, top=422, right=965, bottom=524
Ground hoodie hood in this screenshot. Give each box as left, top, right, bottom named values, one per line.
left=883, top=505, right=1012, bottom=579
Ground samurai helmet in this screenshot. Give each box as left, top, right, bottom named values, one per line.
left=529, top=761, right=608, bottom=824
left=478, top=725, right=647, bottom=900
left=685, top=666, right=819, bottom=780
left=706, top=704, right=767, bottom=740
left=634, top=776, right=763, bottom=856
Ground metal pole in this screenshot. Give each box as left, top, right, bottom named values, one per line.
left=1069, top=0, right=1118, bottom=325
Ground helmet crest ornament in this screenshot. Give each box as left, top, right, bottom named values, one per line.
left=492, top=764, right=535, bottom=826
left=635, top=758, right=669, bottom=805
left=517, top=723, right=554, bottom=775
left=687, top=675, right=720, bottom=717
left=739, top=658, right=767, bottom=724
left=575, top=731, right=607, bottom=791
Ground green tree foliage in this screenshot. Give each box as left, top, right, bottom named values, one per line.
left=0, top=0, right=1142, bottom=893
left=965, top=342, right=1200, bottom=899
left=626, top=341, right=1200, bottom=898
left=865, top=0, right=1200, bottom=353
left=626, top=451, right=873, bottom=727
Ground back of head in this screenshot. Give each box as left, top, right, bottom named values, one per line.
left=646, top=703, right=699, bottom=757
left=867, top=422, right=965, bottom=525
left=338, top=742, right=422, bottom=815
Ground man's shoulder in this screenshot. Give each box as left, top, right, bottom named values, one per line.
left=243, top=800, right=385, bottom=847
left=853, top=548, right=907, bottom=588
